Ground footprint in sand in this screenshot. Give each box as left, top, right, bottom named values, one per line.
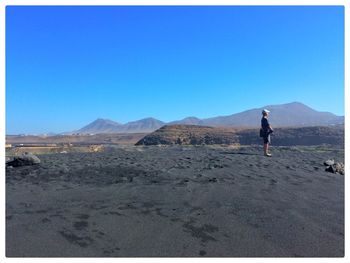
left=73, top=220, right=88, bottom=231
left=269, top=179, right=277, bottom=185
left=75, top=214, right=90, bottom=220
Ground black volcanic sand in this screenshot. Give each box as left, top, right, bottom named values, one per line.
left=6, top=145, right=344, bottom=257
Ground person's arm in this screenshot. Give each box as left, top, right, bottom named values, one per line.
left=267, top=120, right=273, bottom=132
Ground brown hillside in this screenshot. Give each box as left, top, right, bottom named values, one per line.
left=135, top=125, right=239, bottom=145
left=136, top=125, right=344, bottom=146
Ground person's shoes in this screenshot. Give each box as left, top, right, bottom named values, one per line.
left=264, top=153, right=272, bottom=157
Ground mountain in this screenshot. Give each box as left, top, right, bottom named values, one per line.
left=168, top=116, right=204, bottom=125
left=66, top=102, right=344, bottom=134
left=201, top=102, right=344, bottom=127
left=76, top=118, right=122, bottom=134
left=72, top=117, right=164, bottom=134
left=121, top=118, right=165, bottom=133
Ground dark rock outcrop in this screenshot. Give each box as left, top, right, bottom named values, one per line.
left=135, top=125, right=238, bottom=146
left=135, top=124, right=344, bottom=146
left=324, top=161, right=344, bottom=175
left=6, top=152, right=41, bottom=167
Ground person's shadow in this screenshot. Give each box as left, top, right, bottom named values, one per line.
left=219, top=152, right=259, bottom=156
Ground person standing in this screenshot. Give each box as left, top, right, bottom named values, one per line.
left=261, top=109, right=273, bottom=157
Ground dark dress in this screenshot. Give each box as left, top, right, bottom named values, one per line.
left=261, top=117, right=271, bottom=144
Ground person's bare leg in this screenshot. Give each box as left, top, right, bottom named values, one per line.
left=264, top=143, right=271, bottom=156
left=265, top=143, right=271, bottom=156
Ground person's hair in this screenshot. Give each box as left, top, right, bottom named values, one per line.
left=262, top=112, right=268, bottom=117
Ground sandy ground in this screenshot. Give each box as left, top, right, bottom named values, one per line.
left=6, top=145, right=344, bottom=257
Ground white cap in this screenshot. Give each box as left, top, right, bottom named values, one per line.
left=262, top=109, right=270, bottom=114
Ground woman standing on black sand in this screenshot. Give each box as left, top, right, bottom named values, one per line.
left=261, top=109, right=273, bottom=157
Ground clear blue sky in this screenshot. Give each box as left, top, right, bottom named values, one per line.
left=6, top=6, right=344, bottom=134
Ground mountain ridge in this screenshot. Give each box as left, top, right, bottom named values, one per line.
left=65, top=102, right=344, bottom=134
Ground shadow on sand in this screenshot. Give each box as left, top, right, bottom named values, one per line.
left=220, top=152, right=260, bottom=156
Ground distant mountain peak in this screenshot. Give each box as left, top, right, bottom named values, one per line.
left=137, top=117, right=162, bottom=122
left=183, top=116, right=201, bottom=120
left=93, top=118, right=120, bottom=123
left=285, top=101, right=304, bottom=105
left=76, top=118, right=122, bottom=134
left=264, top=101, right=309, bottom=108
left=122, top=118, right=165, bottom=133
left=169, top=116, right=204, bottom=125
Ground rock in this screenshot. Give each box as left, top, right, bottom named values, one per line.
left=324, top=159, right=335, bottom=166
left=325, top=165, right=336, bottom=173
left=6, top=153, right=41, bottom=167
left=324, top=161, right=344, bottom=175
left=334, top=162, right=345, bottom=175
left=21, top=152, right=41, bottom=164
